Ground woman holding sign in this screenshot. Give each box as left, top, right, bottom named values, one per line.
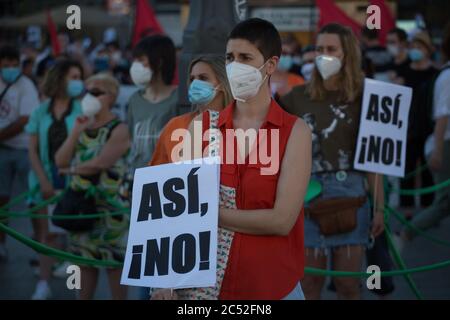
left=153, top=18, right=312, bottom=300
left=281, top=23, right=385, bottom=300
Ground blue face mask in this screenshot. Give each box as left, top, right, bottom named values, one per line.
left=67, top=80, right=84, bottom=98
left=278, top=55, right=294, bottom=71
left=188, top=79, right=217, bottom=105
left=409, top=48, right=424, bottom=62
left=1, top=67, right=21, bottom=84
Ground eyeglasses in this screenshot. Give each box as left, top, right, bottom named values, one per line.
left=87, top=89, right=107, bottom=97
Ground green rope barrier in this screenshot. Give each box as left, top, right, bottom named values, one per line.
left=1, top=220, right=450, bottom=276
left=0, top=222, right=122, bottom=268
left=387, top=177, right=450, bottom=195
left=0, top=190, right=33, bottom=211
left=386, top=205, right=450, bottom=247
left=0, top=192, right=65, bottom=216
left=304, top=258, right=450, bottom=277
left=403, top=164, right=429, bottom=180
left=385, top=226, right=423, bottom=300
left=0, top=208, right=129, bottom=220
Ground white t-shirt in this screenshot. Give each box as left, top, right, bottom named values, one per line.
left=0, top=75, right=39, bottom=149
left=433, top=62, right=450, bottom=141
left=425, top=63, right=450, bottom=156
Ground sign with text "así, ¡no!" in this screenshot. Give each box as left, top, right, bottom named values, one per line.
left=354, top=78, right=412, bottom=178
left=121, top=157, right=220, bottom=289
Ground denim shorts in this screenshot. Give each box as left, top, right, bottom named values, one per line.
left=304, top=171, right=371, bottom=250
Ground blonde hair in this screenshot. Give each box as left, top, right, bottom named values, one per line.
left=307, top=23, right=364, bottom=103
left=188, top=55, right=233, bottom=108
left=85, top=72, right=120, bottom=101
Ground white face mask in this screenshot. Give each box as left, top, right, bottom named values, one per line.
left=301, top=62, right=315, bottom=81
left=130, top=61, right=152, bottom=87
left=315, top=55, right=342, bottom=80
left=81, top=93, right=102, bottom=118
left=226, top=61, right=268, bottom=103
left=387, top=45, right=400, bottom=57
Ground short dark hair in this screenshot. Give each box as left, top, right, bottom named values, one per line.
left=442, top=22, right=450, bottom=62
left=228, top=18, right=282, bottom=60
left=42, top=58, right=84, bottom=98
left=361, top=27, right=379, bottom=40
left=133, top=35, right=176, bottom=85
left=0, top=45, right=20, bottom=63
left=388, top=27, right=408, bottom=42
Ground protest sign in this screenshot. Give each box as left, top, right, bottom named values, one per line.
left=354, top=78, right=412, bottom=177
left=121, top=157, right=220, bottom=289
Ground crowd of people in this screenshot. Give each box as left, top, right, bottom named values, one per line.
left=0, top=17, right=449, bottom=300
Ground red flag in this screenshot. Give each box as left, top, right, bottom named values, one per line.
left=46, top=10, right=61, bottom=56
left=316, top=0, right=363, bottom=37
left=132, top=0, right=164, bottom=47
left=370, top=0, right=396, bottom=45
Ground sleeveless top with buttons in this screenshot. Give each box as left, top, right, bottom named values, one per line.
left=209, top=100, right=305, bottom=300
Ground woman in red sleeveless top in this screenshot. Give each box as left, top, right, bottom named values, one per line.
left=152, top=18, right=311, bottom=300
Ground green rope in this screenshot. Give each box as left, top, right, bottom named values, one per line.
left=0, top=222, right=122, bottom=268
left=385, top=226, right=423, bottom=300
left=387, top=177, right=450, bottom=195
left=403, top=164, right=429, bottom=180
left=0, top=190, right=33, bottom=211
left=386, top=205, right=450, bottom=247
left=0, top=208, right=129, bottom=220
left=1, top=220, right=450, bottom=276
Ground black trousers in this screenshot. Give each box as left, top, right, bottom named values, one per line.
left=400, top=138, right=434, bottom=207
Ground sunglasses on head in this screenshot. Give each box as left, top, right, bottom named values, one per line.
left=87, top=88, right=107, bottom=97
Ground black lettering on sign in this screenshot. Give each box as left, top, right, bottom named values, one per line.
left=172, top=234, right=196, bottom=274
left=358, top=137, right=368, bottom=164
left=130, top=231, right=212, bottom=279
left=358, top=135, right=403, bottom=166
left=188, top=167, right=209, bottom=217
left=381, top=138, right=394, bottom=165
left=393, top=94, right=402, bottom=129
left=367, top=136, right=381, bottom=163
left=199, top=231, right=211, bottom=270
left=365, top=93, right=403, bottom=128
left=163, top=178, right=186, bottom=217
left=128, top=245, right=143, bottom=279
left=144, top=237, right=170, bottom=276
left=380, top=96, right=392, bottom=124
left=367, top=94, right=379, bottom=121
left=137, top=166, right=209, bottom=222
left=138, top=182, right=162, bottom=221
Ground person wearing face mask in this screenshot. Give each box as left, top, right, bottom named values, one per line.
left=127, top=35, right=178, bottom=174
left=55, top=73, right=130, bottom=300
left=152, top=18, right=312, bottom=301
left=300, top=45, right=317, bottom=82
left=150, top=55, right=232, bottom=166
left=24, top=59, right=84, bottom=299
left=385, top=28, right=411, bottom=84
left=271, top=36, right=305, bottom=99
left=0, top=45, right=39, bottom=262
left=399, top=31, right=438, bottom=217
left=281, top=23, right=385, bottom=300
left=396, top=22, right=450, bottom=247
left=361, top=27, right=393, bottom=82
